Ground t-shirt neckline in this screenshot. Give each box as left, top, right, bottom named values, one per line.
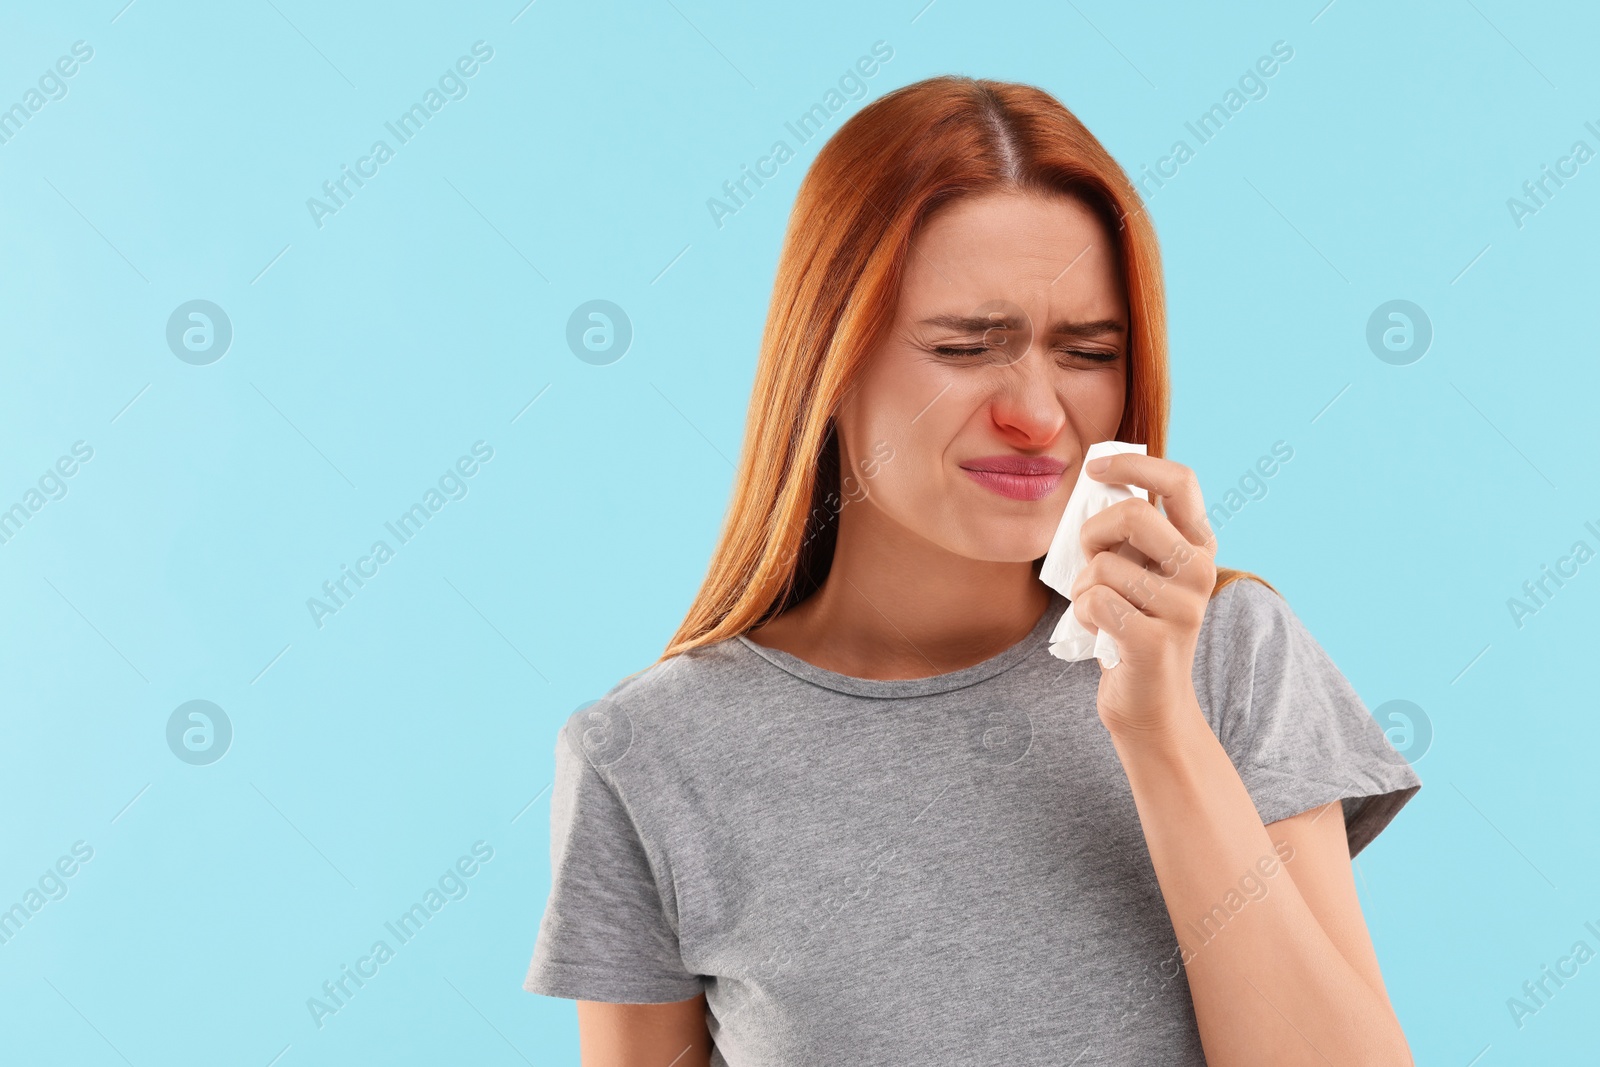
left=733, top=588, right=1069, bottom=698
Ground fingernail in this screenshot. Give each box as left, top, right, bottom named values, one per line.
left=1087, top=457, right=1110, bottom=473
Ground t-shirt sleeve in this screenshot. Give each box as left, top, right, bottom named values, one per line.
left=1201, top=578, right=1423, bottom=858
left=523, top=718, right=704, bottom=1003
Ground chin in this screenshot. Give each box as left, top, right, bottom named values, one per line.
left=946, top=525, right=1055, bottom=564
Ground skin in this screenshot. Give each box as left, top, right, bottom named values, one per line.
left=576, top=190, right=1413, bottom=1065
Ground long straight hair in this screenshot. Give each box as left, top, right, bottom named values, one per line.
left=657, top=76, right=1271, bottom=665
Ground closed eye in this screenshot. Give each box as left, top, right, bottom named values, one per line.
left=932, top=345, right=1119, bottom=362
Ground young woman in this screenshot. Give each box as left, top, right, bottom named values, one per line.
left=525, top=75, right=1422, bottom=1066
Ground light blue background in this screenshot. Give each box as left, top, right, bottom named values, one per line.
left=2, top=0, right=1595, bottom=1063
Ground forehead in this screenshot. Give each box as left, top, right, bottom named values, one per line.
left=898, top=189, right=1125, bottom=317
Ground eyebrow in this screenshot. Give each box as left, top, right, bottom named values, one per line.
left=916, top=314, right=1126, bottom=338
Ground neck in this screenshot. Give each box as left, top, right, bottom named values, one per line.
left=762, top=498, right=1054, bottom=680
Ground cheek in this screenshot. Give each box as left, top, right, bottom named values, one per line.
left=1064, top=362, right=1123, bottom=399
left=1065, top=372, right=1127, bottom=435
left=856, top=408, right=964, bottom=515
left=846, top=360, right=952, bottom=459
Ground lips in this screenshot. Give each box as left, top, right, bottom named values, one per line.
left=960, top=455, right=1068, bottom=476
left=959, top=454, right=1069, bottom=502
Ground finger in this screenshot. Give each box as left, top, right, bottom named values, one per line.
left=1085, top=453, right=1216, bottom=555
left=1080, top=499, right=1213, bottom=593
left=1070, top=583, right=1155, bottom=649
left=1069, top=547, right=1190, bottom=621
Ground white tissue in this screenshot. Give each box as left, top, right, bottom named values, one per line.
left=1038, top=440, right=1149, bottom=668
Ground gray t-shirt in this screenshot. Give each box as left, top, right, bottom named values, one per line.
left=524, top=578, right=1422, bottom=1065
